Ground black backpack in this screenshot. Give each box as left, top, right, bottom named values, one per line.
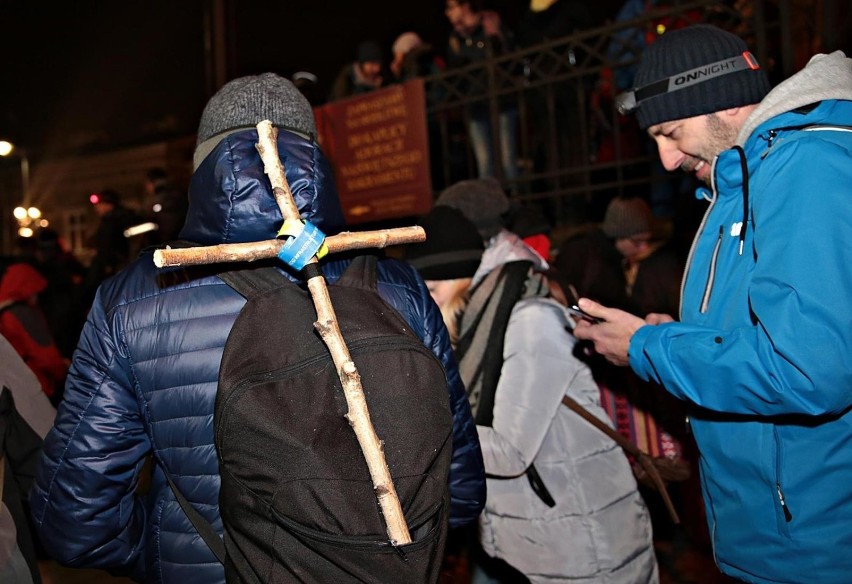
left=171, top=254, right=453, bottom=583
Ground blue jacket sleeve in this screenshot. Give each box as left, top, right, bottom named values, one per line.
left=420, top=281, right=487, bottom=528
left=630, top=138, right=852, bottom=416
left=30, top=288, right=149, bottom=579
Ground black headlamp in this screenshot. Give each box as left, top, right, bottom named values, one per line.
left=615, top=51, right=761, bottom=115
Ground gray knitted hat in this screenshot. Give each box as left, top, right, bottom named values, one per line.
left=602, top=196, right=653, bottom=239
left=193, top=73, right=317, bottom=169
left=435, top=177, right=510, bottom=241
left=633, top=25, right=771, bottom=129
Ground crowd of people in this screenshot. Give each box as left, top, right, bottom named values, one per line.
left=310, top=0, right=753, bottom=207
left=273, top=0, right=595, bottom=198
left=0, top=8, right=850, bottom=584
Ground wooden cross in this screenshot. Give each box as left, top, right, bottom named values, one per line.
left=154, top=120, right=426, bottom=545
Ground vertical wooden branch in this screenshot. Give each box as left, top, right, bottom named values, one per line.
left=255, top=120, right=411, bottom=544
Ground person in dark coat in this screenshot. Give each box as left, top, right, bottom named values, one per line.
left=144, top=167, right=188, bottom=244
left=30, top=73, right=486, bottom=583
left=555, top=196, right=694, bottom=567
left=444, top=0, right=520, bottom=181
left=30, top=228, right=87, bottom=360
left=516, top=0, right=597, bottom=191
left=83, top=188, right=141, bottom=294
left=328, top=40, right=386, bottom=102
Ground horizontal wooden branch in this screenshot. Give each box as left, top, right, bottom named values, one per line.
left=152, top=227, right=425, bottom=268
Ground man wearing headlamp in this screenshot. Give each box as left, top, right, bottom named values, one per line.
left=574, top=24, right=852, bottom=584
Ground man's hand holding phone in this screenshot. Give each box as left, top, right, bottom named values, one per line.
left=571, top=299, right=646, bottom=367
left=567, top=304, right=605, bottom=324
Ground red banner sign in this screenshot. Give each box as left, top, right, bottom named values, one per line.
left=314, top=80, right=433, bottom=225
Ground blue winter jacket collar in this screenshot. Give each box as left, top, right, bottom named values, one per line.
left=181, top=128, right=346, bottom=247
left=708, top=50, right=852, bottom=215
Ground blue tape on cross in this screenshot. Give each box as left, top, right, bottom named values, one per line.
left=277, top=220, right=326, bottom=270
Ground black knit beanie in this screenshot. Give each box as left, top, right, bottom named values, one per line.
left=193, top=73, right=317, bottom=169
left=435, top=177, right=510, bottom=241
left=633, top=25, right=771, bottom=130
left=357, top=40, right=384, bottom=64
left=407, top=206, right=484, bottom=281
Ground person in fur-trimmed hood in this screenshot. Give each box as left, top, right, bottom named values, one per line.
left=574, top=24, right=852, bottom=584
left=417, top=181, right=658, bottom=584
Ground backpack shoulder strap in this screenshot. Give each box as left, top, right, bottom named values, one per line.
left=561, top=394, right=680, bottom=524
left=166, top=475, right=226, bottom=564
left=456, top=260, right=533, bottom=426
left=333, top=254, right=379, bottom=292
left=219, top=267, right=289, bottom=299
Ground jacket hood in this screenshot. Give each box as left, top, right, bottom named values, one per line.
left=472, top=230, right=548, bottom=287
left=180, top=128, right=346, bottom=245
left=0, top=263, right=47, bottom=302
left=738, top=51, right=852, bottom=144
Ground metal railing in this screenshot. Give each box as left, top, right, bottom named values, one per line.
left=422, top=0, right=778, bottom=226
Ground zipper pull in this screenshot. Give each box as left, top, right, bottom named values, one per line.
left=767, top=129, right=778, bottom=148
left=776, top=483, right=793, bottom=522
left=391, top=540, right=409, bottom=562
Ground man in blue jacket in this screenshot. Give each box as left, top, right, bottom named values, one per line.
left=29, top=73, right=486, bottom=583
left=574, top=25, right=852, bottom=584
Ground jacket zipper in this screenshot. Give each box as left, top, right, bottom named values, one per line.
left=767, top=129, right=778, bottom=148
left=762, top=124, right=852, bottom=158
left=776, top=484, right=793, bottom=522
left=271, top=498, right=444, bottom=550
left=711, top=521, right=718, bottom=566
left=700, top=226, right=724, bottom=313
left=774, top=427, right=793, bottom=523
left=680, top=151, right=721, bottom=319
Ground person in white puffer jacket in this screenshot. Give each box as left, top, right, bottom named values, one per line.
left=408, top=191, right=658, bottom=584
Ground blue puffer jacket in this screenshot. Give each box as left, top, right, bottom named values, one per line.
left=629, top=53, right=852, bottom=584
left=30, top=128, right=486, bottom=583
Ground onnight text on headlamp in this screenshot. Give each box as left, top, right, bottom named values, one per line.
left=615, top=51, right=761, bottom=116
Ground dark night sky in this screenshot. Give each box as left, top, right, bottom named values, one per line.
left=0, top=0, right=625, bottom=159
left=0, top=2, right=207, bottom=156
left=0, top=1, right=473, bottom=158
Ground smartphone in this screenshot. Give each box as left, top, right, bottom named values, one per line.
left=567, top=304, right=604, bottom=324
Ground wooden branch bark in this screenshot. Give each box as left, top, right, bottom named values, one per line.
left=152, top=227, right=425, bottom=268
left=255, top=120, right=412, bottom=544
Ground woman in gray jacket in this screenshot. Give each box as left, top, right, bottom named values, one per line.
left=409, top=195, right=658, bottom=584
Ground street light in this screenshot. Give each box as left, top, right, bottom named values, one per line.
left=0, top=140, right=30, bottom=203
left=1, top=139, right=37, bottom=240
